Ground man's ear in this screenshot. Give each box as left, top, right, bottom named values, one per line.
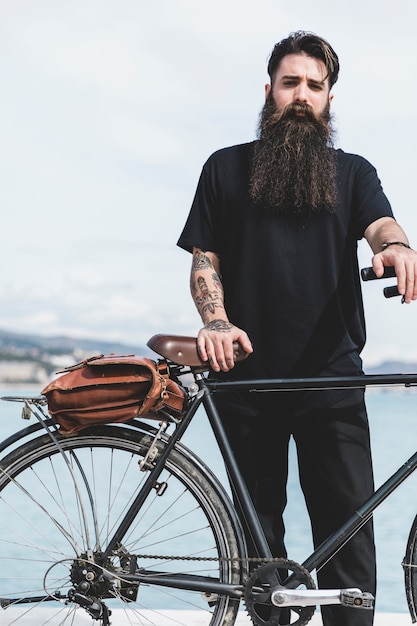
left=265, top=83, right=271, bottom=100
left=329, top=92, right=334, bottom=104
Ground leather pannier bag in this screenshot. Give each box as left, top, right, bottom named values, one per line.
left=41, top=354, right=187, bottom=435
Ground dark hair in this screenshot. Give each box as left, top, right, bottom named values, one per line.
left=267, top=31, right=340, bottom=89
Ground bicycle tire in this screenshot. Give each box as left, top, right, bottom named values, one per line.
left=404, top=513, right=417, bottom=622
left=0, top=423, right=242, bottom=626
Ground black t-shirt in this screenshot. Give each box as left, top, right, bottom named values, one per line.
left=177, top=142, right=393, bottom=379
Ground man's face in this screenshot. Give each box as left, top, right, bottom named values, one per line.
left=265, top=52, right=333, bottom=118
left=250, top=51, right=337, bottom=215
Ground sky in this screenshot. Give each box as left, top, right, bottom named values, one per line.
left=0, top=0, right=416, bottom=367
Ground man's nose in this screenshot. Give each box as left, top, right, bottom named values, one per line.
left=293, top=83, right=308, bottom=102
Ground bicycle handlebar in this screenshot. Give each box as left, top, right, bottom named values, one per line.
left=360, top=266, right=396, bottom=281
left=361, top=266, right=400, bottom=299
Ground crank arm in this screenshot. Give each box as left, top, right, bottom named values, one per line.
left=271, top=587, right=374, bottom=609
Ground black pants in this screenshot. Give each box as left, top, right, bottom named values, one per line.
left=216, top=389, right=376, bottom=626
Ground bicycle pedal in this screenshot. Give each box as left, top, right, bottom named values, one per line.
left=340, top=589, right=374, bottom=609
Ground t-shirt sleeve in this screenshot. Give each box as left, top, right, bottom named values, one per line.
left=352, top=156, right=394, bottom=238
left=177, top=155, right=221, bottom=254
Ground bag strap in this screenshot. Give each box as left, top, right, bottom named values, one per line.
left=156, top=359, right=170, bottom=380
left=138, top=362, right=168, bottom=415
left=57, top=354, right=106, bottom=373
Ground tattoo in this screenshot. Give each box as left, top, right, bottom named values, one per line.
left=197, top=275, right=209, bottom=294
left=195, top=276, right=219, bottom=315
left=196, top=299, right=222, bottom=317
left=212, top=272, right=224, bottom=295
left=204, top=320, right=233, bottom=332
left=192, top=251, right=213, bottom=271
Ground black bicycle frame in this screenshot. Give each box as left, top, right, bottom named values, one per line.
left=104, top=372, right=417, bottom=598
left=207, top=373, right=417, bottom=575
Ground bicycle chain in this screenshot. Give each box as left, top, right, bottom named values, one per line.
left=135, top=553, right=286, bottom=563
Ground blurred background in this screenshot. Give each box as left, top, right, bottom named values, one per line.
left=0, top=0, right=416, bottom=369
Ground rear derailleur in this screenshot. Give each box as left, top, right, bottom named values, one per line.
left=67, top=589, right=111, bottom=624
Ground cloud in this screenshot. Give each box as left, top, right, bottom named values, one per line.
left=0, top=0, right=416, bottom=364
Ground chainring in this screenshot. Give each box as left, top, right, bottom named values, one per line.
left=244, top=558, right=316, bottom=626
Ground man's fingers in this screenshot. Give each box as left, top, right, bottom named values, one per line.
left=197, top=334, right=224, bottom=371
left=372, top=250, right=417, bottom=304
left=197, top=336, right=208, bottom=362
left=237, top=334, right=254, bottom=355
left=371, top=255, right=385, bottom=278
left=197, top=333, right=233, bottom=371
left=402, top=263, right=417, bottom=303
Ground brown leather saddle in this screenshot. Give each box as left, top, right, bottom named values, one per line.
left=147, top=334, right=248, bottom=368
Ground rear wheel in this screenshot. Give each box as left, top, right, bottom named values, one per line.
left=0, top=423, right=242, bottom=625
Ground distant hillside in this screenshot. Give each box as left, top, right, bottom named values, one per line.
left=365, top=360, right=417, bottom=374
left=0, top=328, right=146, bottom=356
left=0, top=328, right=150, bottom=385
left=0, top=328, right=414, bottom=385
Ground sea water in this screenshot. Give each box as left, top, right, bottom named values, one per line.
left=0, top=387, right=415, bottom=614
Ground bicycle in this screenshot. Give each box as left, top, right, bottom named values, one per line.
left=0, top=267, right=416, bottom=626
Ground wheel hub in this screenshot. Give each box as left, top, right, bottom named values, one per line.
left=68, top=551, right=139, bottom=602
left=70, top=554, right=113, bottom=599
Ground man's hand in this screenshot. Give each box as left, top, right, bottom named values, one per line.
left=372, top=245, right=417, bottom=304
left=364, top=217, right=417, bottom=304
left=197, top=319, right=253, bottom=372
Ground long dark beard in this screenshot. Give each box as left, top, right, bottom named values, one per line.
left=249, top=97, right=337, bottom=216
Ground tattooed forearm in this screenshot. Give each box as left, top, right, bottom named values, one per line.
left=204, top=320, right=234, bottom=332
left=190, top=249, right=228, bottom=322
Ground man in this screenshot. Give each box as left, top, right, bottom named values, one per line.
left=177, top=31, right=417, bottom=626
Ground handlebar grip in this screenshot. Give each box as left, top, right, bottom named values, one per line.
left=233, top=342, right=250, bottom=363
left=361, top=266, right=396, bottom=281
left=383, top=285, right=401, bottom=299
